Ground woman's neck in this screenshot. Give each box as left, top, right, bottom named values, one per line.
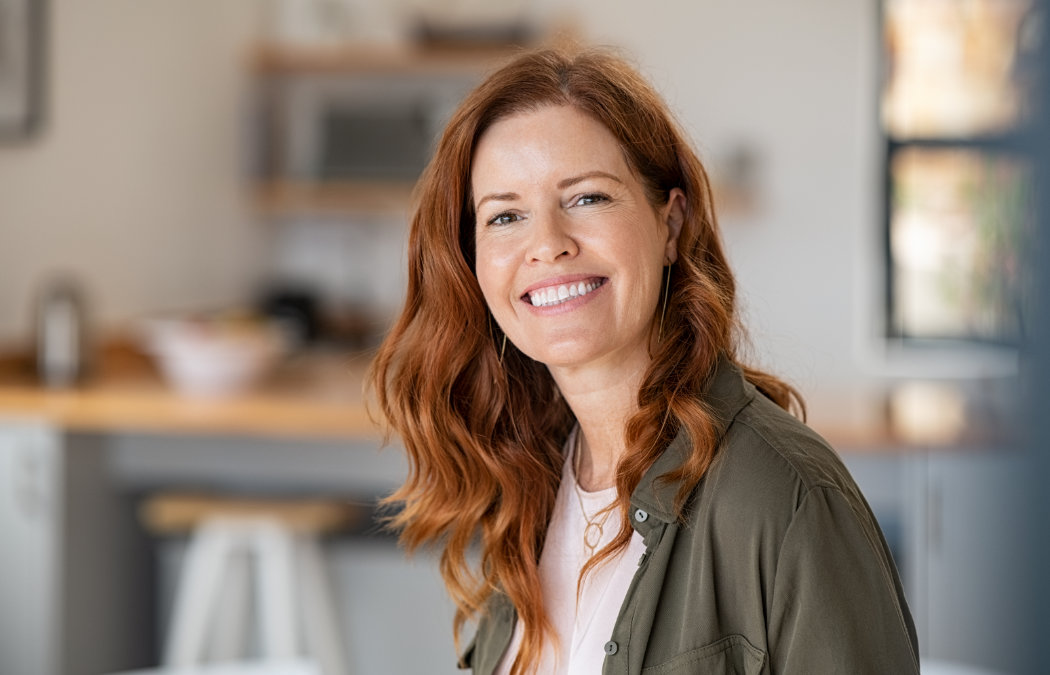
left=550, top=357, right=649, bottom=491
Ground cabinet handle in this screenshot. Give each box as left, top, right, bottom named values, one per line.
left=926, top=477, right=942, bottom=557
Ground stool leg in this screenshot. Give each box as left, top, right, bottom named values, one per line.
left=209, top=545, right=252, bottom=660
left=164, top=519, right=239, bottom=667
left=296, top=536, right=349, bottom=675
left=253, top=520, right=299, bottom=659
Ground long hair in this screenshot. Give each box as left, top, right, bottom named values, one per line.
left=368, top=47, right=803, bottom=675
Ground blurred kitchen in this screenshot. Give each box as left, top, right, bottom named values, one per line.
left=0, top=0, right=1046, bottom=674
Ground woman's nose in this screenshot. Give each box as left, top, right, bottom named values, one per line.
left=526, top=210, right=578, bottom=263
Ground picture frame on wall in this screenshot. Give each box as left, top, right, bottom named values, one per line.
left=0, top=0, right=45, bottom=139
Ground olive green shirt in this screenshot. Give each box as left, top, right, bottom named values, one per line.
left=462, top=359, right=920, bottom=674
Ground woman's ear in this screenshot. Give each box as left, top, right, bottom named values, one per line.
left=662, top=188, right=686, bottom=264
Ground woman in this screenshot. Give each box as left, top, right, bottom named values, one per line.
left=369, top=47, right=919, bottom=674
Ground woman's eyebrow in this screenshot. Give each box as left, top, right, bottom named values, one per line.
left=475, top=192, right=519, bottom=211
left=475, top=171, right=624, bottom=211
left=557, top=171, right=624, bottom=189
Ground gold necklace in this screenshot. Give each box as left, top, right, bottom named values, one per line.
left=572, top=430, right=612, bottom=558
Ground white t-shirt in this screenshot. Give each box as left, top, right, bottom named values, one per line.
left=495, top=428, right=648, bottom=674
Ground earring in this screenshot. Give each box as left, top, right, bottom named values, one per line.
left=489, top=313, right=508, bottom=366
left=659, top=264, right=672, bottom=341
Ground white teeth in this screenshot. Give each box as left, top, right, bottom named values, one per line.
left=527, top=280, right=601, bottom=307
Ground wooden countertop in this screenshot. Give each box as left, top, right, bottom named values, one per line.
left=0, top=341, right=382, bottom=440
left=0, top=340, right=1011, bottom=450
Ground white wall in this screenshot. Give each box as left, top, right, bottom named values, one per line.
left=0, top=1, right=267, bottom=342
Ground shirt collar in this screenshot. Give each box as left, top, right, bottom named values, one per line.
left=629, top=356, right=756, bottom=531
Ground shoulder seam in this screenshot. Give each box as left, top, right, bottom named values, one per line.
left=731, top=399, right=839, bottom=495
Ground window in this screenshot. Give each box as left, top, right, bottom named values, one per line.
left=881, top=0, right=1041, bottom=345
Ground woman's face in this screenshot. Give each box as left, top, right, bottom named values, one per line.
left=472, top=105, right=683, bottom=374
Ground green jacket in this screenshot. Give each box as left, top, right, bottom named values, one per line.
left=462, top=359, right=920, bottom=674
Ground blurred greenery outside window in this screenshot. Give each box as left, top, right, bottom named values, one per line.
left=882, top=0, right=1041, bottom=345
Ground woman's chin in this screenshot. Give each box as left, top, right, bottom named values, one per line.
left=526, top=341, right=650, bottom=375
left=514, top=342, right=596, bottom=370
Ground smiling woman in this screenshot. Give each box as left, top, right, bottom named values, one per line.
left=472, top=105, right=684, bottom=376
left=368, top=48, right=919, bottom=675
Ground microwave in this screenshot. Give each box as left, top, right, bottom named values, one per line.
left=256, top=68, right=479, bottom=182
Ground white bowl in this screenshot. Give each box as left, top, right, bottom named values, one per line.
left=142, top=317, right=285, bottom=398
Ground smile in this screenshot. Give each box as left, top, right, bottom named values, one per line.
left=525, top=278, right=606, bottom=307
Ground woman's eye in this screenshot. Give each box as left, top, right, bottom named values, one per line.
left=487, top=212, right=521, bottom=226
left=575, top=193, right=608, bottom=207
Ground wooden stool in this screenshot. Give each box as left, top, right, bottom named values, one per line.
left=139, top=494, right=362, bottom=675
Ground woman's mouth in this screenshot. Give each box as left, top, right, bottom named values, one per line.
left=524, top=278, right=607, bottom=307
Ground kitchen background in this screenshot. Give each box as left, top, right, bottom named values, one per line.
left=0, top=0, right=1047, bottom=674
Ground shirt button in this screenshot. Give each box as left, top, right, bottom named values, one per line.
left=604, top=641, right=619, bottom=655
left=634, top=508, right=649, bottom=523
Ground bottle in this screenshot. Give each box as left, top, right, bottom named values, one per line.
left=34, top=277, right=89, bottom=388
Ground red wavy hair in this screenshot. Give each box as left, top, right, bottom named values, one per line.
left=368, top=47, right=803, bottom=675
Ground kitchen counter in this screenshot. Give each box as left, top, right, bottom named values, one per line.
left=0, top=340, right=1013, bottom=450
left=0, top=340, right=380, bottom=440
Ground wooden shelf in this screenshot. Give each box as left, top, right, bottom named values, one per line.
left=246, top=41, right=535, bottom=218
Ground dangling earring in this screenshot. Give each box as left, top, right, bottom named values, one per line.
left=489, top=313, right=508, bottom=366
left=659, top=264, right=672, bottom=341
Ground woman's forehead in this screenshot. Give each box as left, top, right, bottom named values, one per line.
left=470, top=106, right=633, bottom=193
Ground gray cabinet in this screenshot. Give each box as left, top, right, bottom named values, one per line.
left=0, top=422, right=153, bottom=675
left=845, top=449, right=1038, bottom=674
left=0, top=422, right=62, bottom=675
left=911, top=450, right=1038, bottom=674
